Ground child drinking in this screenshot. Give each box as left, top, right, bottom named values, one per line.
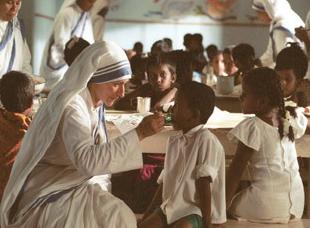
left=0, top=71, right=35, bottom=200
left=226, top=67, right=307, bottom=223
left=139, top=81, right=226, bottom=228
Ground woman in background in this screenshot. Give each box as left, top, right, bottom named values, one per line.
left=252, top=0, right=304, bottom=68
left=40, top=0, right=95, bottom=90
left=0, top=0, right=32, bottom=78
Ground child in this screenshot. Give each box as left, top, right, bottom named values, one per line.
left=64, top=36, right=90, bottom=66
left=139, top=81, right=226, bottom=228
left=0, top=71, right=34, bottom=200
left=275, top=43, right=309, bottom=107
left=223, top=47, right=238, bottom=76
left=231, top=43, right=258, bottom=85
left=114, top=54, right=177, bottom=111
left=226, top=67, right=307, bottom=223
left=203, top=50, right=226, bottom=87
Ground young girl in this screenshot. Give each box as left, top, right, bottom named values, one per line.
left=226, top=67, right=308, bottom=223
left=114, top=54, right=177, bottom=111
left=139, top=81, right=226, bottom=228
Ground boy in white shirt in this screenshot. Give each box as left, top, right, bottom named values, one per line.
left=139, top=81, right=226, bottom=228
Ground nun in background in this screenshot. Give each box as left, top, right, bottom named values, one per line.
left=252, top=0, right=304, bottom=68
left=0, top=0, right=32, bottom=78
left=40, top=0, right=96, bottom=90
left=0, top=41, right=164, bottom=228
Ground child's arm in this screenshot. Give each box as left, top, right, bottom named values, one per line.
left=197, top=176, right=212, bottom=228
left=141, top=183, right=163, bottom=221
left=226, top=141, right=254, bottom=207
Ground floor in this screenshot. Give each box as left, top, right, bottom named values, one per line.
left=224, top=219, right=310, bottom=228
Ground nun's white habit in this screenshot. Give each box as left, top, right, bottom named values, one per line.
left=40, top=0, right=94, bottom=90
left=0, top=41, right=142, bottom=228
left=252, top=0, right=304, bottom=67
left=0, top=16, right=32, bottom=78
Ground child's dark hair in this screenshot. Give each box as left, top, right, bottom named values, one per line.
left=275, top=42, right=308, bottom=80
left=146, top=54, right=176, bottom=78
left=64, top=37, right=90, bottom=66
left=243, top=67, right=295, bottom=141
left=232, top=43, right=255, bottom=68
left=0, top=71, right=35, bottom=113
left=133, top=41, right=143, bottom=54
left=205, top=44, right=218, bottom=61
left=178, top=81, right=215, bottom=124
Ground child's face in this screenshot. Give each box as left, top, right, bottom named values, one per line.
left=212, top=54, right=225, bottom=76
left=223, top=53, right=237, bottom=75
left=172, top=92, right=199, bottom=133
left=277, top=69, right=298, bottom=98
left=148, top=64, right=175, bottom=92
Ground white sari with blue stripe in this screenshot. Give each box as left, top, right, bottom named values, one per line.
left=40, top=3, right=94, bottom=90
left=0, top=17, right=32, bottom=78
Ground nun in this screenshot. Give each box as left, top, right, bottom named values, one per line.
left=0, top=41, right=164, bottom=228
left=40, top=0, right=96, bottom=90
left=252, top=0, right=304, bottom=68
left=0, top=0, right=32, bottom=78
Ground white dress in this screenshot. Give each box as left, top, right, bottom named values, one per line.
left=227, top=115, right=307, bottom=223
left=158, top=124, right=226, bottom=224
left=40, top=3, right=94, bottom=90
left=0, top=17, right=32, bottom=78
left=8, top=88, right=143, bottom=228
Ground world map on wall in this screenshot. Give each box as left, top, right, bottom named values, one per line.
left=106, top=0, right=263, bottom=24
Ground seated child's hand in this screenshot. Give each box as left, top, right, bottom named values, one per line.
left=136, top=113, right=164, bottom=140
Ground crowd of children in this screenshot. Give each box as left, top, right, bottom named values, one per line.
left=1, top=0, right=310, bottom=227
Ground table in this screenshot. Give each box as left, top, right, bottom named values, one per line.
left=214, top=85, right=242, bottom=113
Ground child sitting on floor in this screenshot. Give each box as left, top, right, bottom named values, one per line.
left=226, top=67, right=307, bottom=223
left=139, top=81, right=226, bottom=228
left=0, top=71, right=34, bottom=200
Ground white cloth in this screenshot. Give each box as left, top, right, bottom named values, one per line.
left=0, top=17, right=32, bottom=78
left=227, top=113, right=307, bottom=223
left=158, top=124, right=226, bottom=224
left=40, top=2, right=94, bottom=90
left=253, top=0, right=305, bottom=67
left=90, top=0, right=109, bottom=41
left=0, top=41, right=142, bottom=228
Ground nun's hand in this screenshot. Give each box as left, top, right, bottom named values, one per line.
left=136, top=113, right=164, bottom=140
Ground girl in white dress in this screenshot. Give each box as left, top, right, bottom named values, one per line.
left=226, top=67, right=308, bottom=223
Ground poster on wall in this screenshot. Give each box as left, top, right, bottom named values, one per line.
left=106, top=0, right=264, bottom=25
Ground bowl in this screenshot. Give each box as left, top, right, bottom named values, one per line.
left=216, top=75, right=234, bottom=95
